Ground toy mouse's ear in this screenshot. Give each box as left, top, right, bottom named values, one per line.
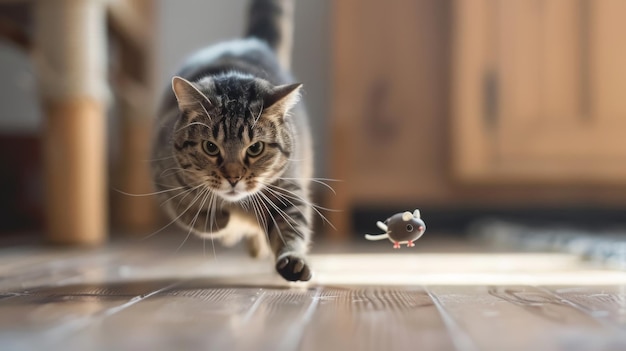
left=402, top=212, right=413, bottom=221
left=413, top=209, right=421, bottom=219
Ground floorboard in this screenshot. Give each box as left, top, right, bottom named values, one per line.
left=425, top=285, right=614, bottom=351
left=547, top=286, right=626, bottom=329
left=300, top=287, right=457, bottom=351
left=0, top=236, right=625, bottom=351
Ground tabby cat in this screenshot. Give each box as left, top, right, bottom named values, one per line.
left=151, top=0, right=314, bottom=281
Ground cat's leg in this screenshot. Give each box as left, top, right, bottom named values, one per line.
left=214, top=210, right=262, bottom=248
left=246, top=231, right=271, bottom=259
left=267, top=205, right=313, bottom=282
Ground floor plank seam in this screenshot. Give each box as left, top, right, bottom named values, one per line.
left=425, top=287, right=478, bottom=351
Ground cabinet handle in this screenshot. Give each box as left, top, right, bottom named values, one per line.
left=484, top=69, right=499, bottom=128
left=579, top=0, right=591, bottom=120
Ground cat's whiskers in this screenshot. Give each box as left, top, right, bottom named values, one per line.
left=176, top=186, right=212, bottom=253
left=197, top=100, right=213, bottom=121
left=202, top=190, right=212, bottom=259
left=262, top=180, right=336, bottom=211
left=113, top=185, right=188, bottom=197
left=208, top=190, right=217, bottom=233
left=261, top=181, right=338, bottom=230
left=277, top=176, right=341, bottom=195
left=279, top=176, right=342, bottom=182
left=159, top=182, right=205, bottom=208
left=141, top=183, right=209, bottom=241
left=250, top=193, right=269, bottom=242
left=176, top=181, right=212, bottom=209
left=253, top=192, right=287, bottom=246
left=252, top=100, right=264, bottom=128
left=257, top=190, right=304, bottom=238
left=200, top=190, right=219, bottom=260
left=159, top=167, right=188, bottom=178
left=143, top=155, right=176, bottom=163
left=239, top=197, right=249, bottom=211
left=175, top=121, right=212, bottom=133
left=286, top=157, right=307, bottom=162
left=260, top=185, right=313, bottom=230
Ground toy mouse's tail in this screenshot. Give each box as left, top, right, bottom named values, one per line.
left=364, top=233, right=390, bottom=241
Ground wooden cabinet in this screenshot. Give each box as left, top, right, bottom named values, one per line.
left=328, top=0, right=626, bottom=237
left=453, top=0, right=626, bottom=184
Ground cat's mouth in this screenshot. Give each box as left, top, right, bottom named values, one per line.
left=219, top=189, right=249, bottom=203
left=215, top=179, right=261, bottom=203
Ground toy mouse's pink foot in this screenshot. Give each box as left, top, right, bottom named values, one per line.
left=407, top=241, right=415, bottom=247
left=392, top=242, right=400, bottom=249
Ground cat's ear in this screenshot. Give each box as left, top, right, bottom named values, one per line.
left=264, top=83, right=302, bottom=117
left=171, top=76, right=212, bottom=111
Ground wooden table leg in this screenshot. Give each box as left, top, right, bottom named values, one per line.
left=108, top=1, right=160, bottom=234
left=114, top=93, right=159, bottom=234
left=42, top=99, right=107, bottom=245
left=34, top=0, right=108, bottom=245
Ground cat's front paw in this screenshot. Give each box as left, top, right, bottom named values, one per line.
left=275, top=254, right=312, bottom=282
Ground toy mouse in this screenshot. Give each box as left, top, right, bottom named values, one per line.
left=365, top=209, right=426, bottom=249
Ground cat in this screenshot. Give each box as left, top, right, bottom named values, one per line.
left=151, top=0, right=314, bottom=282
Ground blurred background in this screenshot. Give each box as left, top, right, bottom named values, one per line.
left=1, top=0, right=626, bottom=246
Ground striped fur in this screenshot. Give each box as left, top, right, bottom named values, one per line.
left=151, top=0, right=314, bottom=281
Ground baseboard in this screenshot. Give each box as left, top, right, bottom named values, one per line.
left=352, top=205, right=626, bottom=237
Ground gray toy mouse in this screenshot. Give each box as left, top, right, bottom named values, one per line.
left=364, top=209, right=426, bottom=249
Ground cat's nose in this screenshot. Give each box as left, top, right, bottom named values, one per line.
left=226, top=175, right=242, bottom=187
left=222, top=163, right=245, bottom=187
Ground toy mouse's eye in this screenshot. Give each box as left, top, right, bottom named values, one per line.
left=406, top=224, right=414, bottom=232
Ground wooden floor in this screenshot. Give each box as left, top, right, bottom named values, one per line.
left=1, top=234, right=626, bottom=351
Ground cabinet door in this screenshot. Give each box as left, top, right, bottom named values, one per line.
left=453, top=0, right=626, bottom=184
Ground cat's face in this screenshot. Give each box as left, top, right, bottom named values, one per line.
left=171, top=76, right=301, bottom=203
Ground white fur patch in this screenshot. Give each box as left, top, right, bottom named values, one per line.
left=195, top=210, right=264, bottom=248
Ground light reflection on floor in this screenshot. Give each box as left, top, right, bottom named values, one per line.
left=309, top=253, right=626, bottom=286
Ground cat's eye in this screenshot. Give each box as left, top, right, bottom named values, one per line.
left=247, top=141, right=265, bottom=157
left=202, top=141, right=220, bottom=156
